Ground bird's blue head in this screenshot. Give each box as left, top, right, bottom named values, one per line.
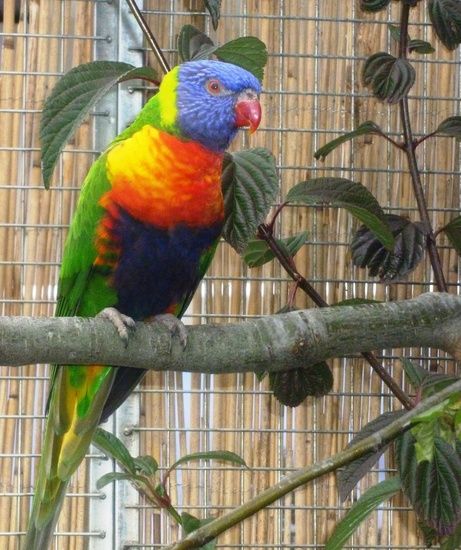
left=157, top=60, right=262, bottom=153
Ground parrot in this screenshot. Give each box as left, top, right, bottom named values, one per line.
left=23, top=59, right=262, bottom=549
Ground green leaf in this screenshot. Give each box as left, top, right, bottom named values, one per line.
left=442, top=215, right=461, bottom=256
left=133, top=455, right=158, bottom=476
left=421, top=373, right=461, bottom=399
left=441, top=521, right=461, bottom=549
left=181, top=513, right=216, bottom=550
left=325, top=477, right=402, bottom=550
left=286, top=177, right=394, bottom=250
left=409, top=39, right=436, bottom=54
left=436, top=116, right=461, bottom=138
left=388, top=24, right=403, bottom=42
left=363, top=52, right=416, bottom=104
left=428, top=0, right=461, bottom=50
left=177, top=25, right=216, bottom=62
left=396, top=433, right=461, bottom=535
left=214, top=37, right=268, bottom=81
left=169, top=450, right=247, bottom=473
left=400, top=357, right=431, bottom=389
left=243, top=231, right=308, bottom=268
left=222, top=149, right=279, bottom=254
left=40, top=61, right=158, bottom=189
left=360, top=0, right=392, bottom=11
left=337, top=411, right=407, bottom=501
left=93, top=428, right=137, bottom=474
left=203, top=0, right=222, bottom=30
left=96, top=471, right=145, bottom=490
left=314, top=121, right=383, bottom=161
left=269, top=362, right=333, bottom=407
left=351, top=214, right=426, bottom=280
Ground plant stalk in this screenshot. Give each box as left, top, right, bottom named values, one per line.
left=398, top=2, right=448, bottom=292
left=257, top=223, right=415, bottom=410
left=126, top=0, right=171, bottom=74
left=162, top=379, right=461, bottom=549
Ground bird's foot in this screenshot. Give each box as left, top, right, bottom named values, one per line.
left=97, top=307, right=136, bottom=345
left=151, top=314, right=188, bottom=350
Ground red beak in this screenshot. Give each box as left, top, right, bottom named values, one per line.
left=235, top=98, right=262, bottom=134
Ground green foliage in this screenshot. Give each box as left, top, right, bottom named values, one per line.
left=314, top=121, right=384, bottom=161
left=286, top=177, right=394, bottom=250
left=388, top=24, right=435, bottom=54
left=351, top=214, right=426, bottom=280
left=428, top=0, right=461, bottom=50
left=203, top=0, right=222, bottom=30
left=178, top=25, right=216, bottom=61
left=243, top=232, right=307, bottom=268
left=337, top=411, right=406, bottom=501
left=363, top=52, right=416, bottom=103
left=400, top=357, right=432, bottom=389
left=325, top=477, right=402, bottom=550
left=167, top=450, right=248, bottom=475
left=269, top=362, right=333, bottom=407
left=360, top=0, right=392, bottom=11
left=177, top=26, right=267, bottom=81
left=93, top=427, right=137, bottom=474
left=222, top=149, right=279, bottom=254
left=182, top=513, right=217, bottom=549
left=436, top=116, right=461, bottom=138
left=215, top=37, right=268, bottom=81
left=396, top=432, right=461, bottom=535
left=441, top=215, right=461, bottom=256
left=40, top=61, right=158, bottom=189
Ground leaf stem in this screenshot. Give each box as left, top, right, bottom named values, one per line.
left=257, top=223, right=414, bottom=410
left=162, top=379, right=461, bottom=549
left=398, top=2, right=448, bottom=292
left=126, top=0, right=171, bottom=74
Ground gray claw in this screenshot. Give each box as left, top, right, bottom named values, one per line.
left=153, top=314, right=188, bottom=350
left=98, top=307, right=136, bottom=345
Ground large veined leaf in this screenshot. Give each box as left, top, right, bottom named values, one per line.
left=178, top=25, right=216, bottom=61
left=428, top=0, right=461, bottom=50
left=360, top=0, right=392, bottom=12
left=325, top=477, right=402, bottom=550
left=314, top=121, right=384, bottom=161
left=337, top=411, right=407, bottom=501
left=351, top=214, right=426, bottom=280
left=222, top=149, right=279, bottom=253
left=214, top=37, right=268, bottom=81
left=442, top=215, right=461, bottom=256
left=363, top=52, right=416, bottom=104
left=167, top=450, right=247, bottom=473
left=269, top=362, right=333, bottom=407
left=396, top=432, right=461, bottom=535
left=286, top=177, right=394, bottom=250
left=40, top=61, right=158, bottom=188
left=400, top=357, right=432, bottom=390
left=203, top=0, right=222, bottom=30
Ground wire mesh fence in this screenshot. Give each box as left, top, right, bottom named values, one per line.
left=0, top=0, right=460, bottom=548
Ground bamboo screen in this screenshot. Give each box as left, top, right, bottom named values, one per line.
left=0, top=1, right=460, bottom=549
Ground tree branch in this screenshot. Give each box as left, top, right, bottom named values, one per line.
left=1, top=293, right=461, bottom=371
left=162, top=378, right=461, bottom=549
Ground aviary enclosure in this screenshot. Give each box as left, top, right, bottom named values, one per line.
left=1, top=0, right=461, bottom=548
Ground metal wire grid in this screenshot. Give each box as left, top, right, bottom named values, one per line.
left=0, top=0, right=460, bottom=549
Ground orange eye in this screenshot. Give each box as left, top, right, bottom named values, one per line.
left=206, top=79, right=222, bottom=95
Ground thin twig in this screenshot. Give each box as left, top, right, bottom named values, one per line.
left=257, top=223, right=415, bottom=410
left=398, top=2, right=448, bottom=292
left=162, top=379, right=461, bottom=549
left=126, top=0, right=171, bottom=74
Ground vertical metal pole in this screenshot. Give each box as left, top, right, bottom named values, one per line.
left=89, top=1, right=144, bottom=549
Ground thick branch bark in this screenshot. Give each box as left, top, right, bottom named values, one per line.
left=1, top=293, right=461, bottom=371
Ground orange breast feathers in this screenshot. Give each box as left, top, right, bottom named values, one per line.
left=103, top=125, right=225, bottom=228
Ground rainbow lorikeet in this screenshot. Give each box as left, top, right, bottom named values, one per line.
left=24, top=59, right=261, bottom=549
